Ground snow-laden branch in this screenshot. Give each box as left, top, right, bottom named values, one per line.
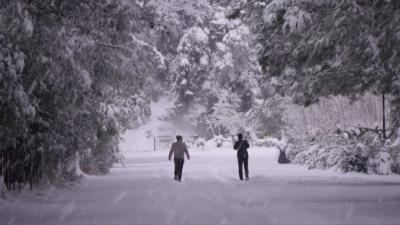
left=96, top=34, right=166, bottom=69
left=130, top=34, right=166, bottom=69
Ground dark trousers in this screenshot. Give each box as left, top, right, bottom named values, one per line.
left=237, top=156, right=249, bottom=180
left=174, top=158, right=185, bottom=181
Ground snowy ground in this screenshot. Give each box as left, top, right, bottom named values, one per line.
left=1, top=145, right=400, bottom=225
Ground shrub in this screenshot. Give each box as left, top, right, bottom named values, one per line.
left=287, top=133, right=400, bottom=175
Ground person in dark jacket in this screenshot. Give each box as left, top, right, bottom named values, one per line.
left=168, top=135, right=190, bottom=181
left=233, top=133, right=250, bottom=180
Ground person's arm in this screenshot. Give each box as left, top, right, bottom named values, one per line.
left=168, top=143, right=174, bottom=160
left=245, top=140, right=250, bottom=149
left=184, top=143, right=190, bottom=160
left=233, top=141, right=239, bottom=150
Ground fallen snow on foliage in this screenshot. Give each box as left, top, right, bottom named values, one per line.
left=211, top=10, right=230, bottom=26
left=216, top=42, right=228, bottom=52
left=79, top=68, right=91, bottom=89
left=22, top=13, right=33, bottom=36
left=223, top=25, right=251, bottom=44
left=375, top=152, right=392, bottom=175
left=180, top=57, right=189, bottom=66
left=200, top=54, right=209, bottom=65
left=177, top=27, right=209, bottom=51
left=185, top=90, right=194, bottom=96
left=130, top=34, right=166, bottom=69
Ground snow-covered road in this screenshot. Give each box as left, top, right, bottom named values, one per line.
left=1, top=148, right=400, bottom=225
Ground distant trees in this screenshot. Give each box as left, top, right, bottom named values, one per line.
left=165, top=5, right=269, bottom=137
left=0, top=0, right=159, bottom=189
left=285, top=94, right=388, bottom=139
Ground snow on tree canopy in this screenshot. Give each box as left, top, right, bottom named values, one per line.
left=177, top=27, right=209, bottom=52
left=180, top=78, right=187, bottom=85
left=216, top=42, right=228, bottom=52
left=282, top=6, right=311, bottom=33
left=22, top=10, right=33, bottom=36
left=223, top=24, right=251, bottom=45
left=185, top=90, right=194, bottom=96
left=211, top=10, right=230, bottom=26
left=13, top=51, right=25, bottom=73
left=263, top=0, right=333, bottom=32
left=180, top=57, right=190, bottom=66
left=200, top=54, right=209, bottom=65
left=79, top=68, right=92, bottom=89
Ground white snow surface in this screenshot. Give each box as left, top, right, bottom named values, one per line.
left=1, top=145, right=400, bottom=225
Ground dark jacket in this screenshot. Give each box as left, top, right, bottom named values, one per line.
left=233, top=139, right=249, bottom=158
left=169, top=141, right=190, bottom=160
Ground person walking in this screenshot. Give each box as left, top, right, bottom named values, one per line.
left=168, top=135, right=190, bottom=181
left=233, top=133, right=250, bottom=181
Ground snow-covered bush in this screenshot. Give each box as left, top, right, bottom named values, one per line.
left=391, top=154, right=400, bottom=175
left=286, top=138, right=308, bottom=160
left=337, top=144, right=369, bottom=173
left=368, top=151, right=392, bottom=175
left=255, top=137, right=288, bottom=150
left=194, top=137, right=206, bottom=150
left=293, top=144, right=318, bottom=166
left=253, top=138, right=269, bottom=147
left=386, top=139, right=400, bottom=174
left=286, top=133, right=400, bottom=175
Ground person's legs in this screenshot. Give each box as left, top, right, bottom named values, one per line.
left=174, top=159, right=179, bottom=180
left=244, top=157, right=249, bottom=180
left=237, top=157, right=243, bottom=180
left=177, top=159, right=184, bottom=181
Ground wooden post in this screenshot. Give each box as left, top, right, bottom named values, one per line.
left=382, top=92, right=386, bottom=140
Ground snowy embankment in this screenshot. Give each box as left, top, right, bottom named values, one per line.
left=1, top=146, right=400, bottom=225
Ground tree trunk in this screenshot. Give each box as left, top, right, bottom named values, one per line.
left=382, top=92, right=386, bottom=139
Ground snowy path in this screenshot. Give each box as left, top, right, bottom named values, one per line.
left=1, top=148, right=400, bottom=225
